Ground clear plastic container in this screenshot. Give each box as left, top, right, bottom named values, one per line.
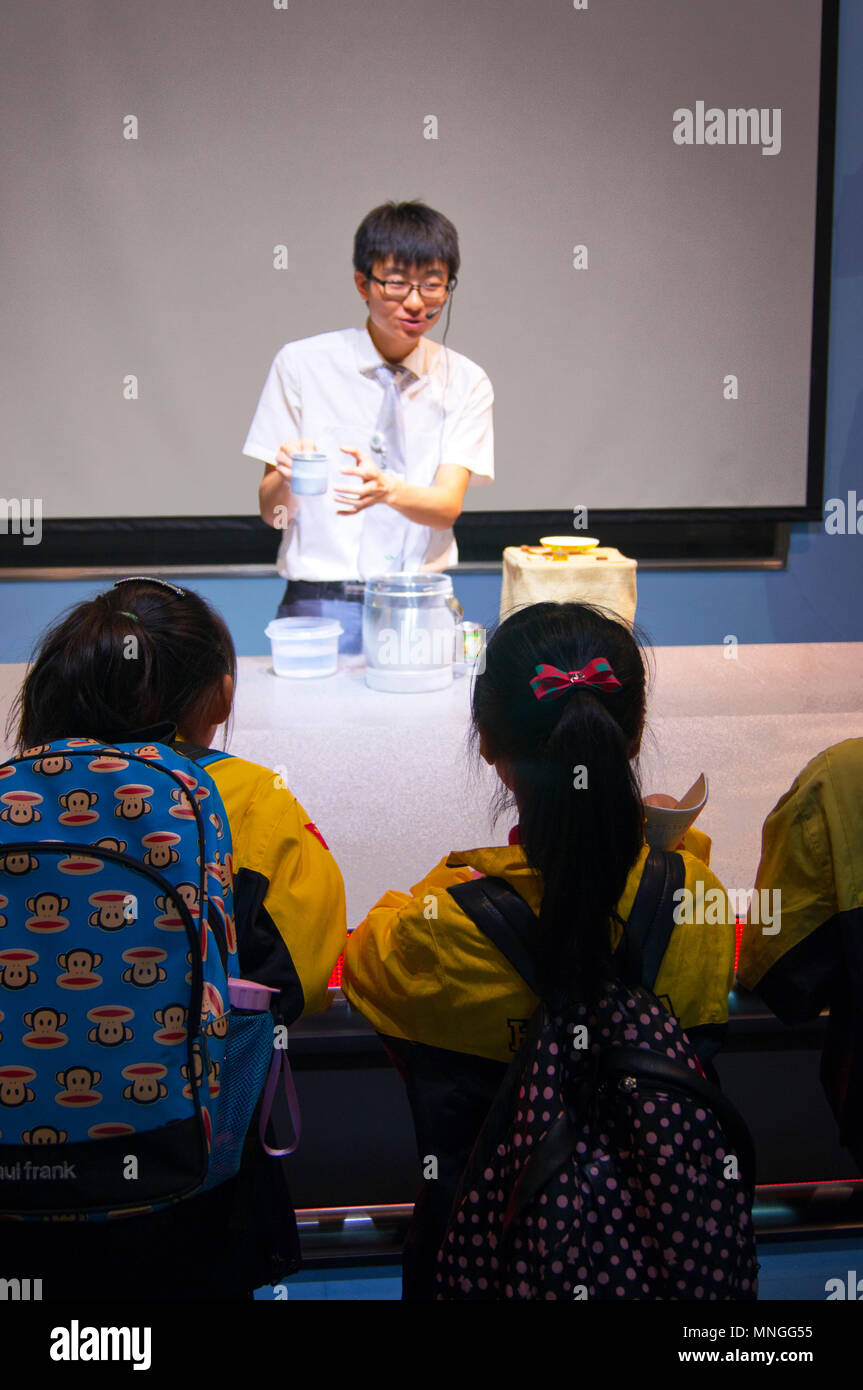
left=265, top=617, right=343, bottom=678
left=362, top=573, right=458, bottom=693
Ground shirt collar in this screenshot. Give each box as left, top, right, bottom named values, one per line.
left=354, top=324, right=435, bottom=382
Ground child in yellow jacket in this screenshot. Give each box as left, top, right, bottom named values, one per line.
left=344, top=601, right=735, bottom=1299
left=5, top=576, right=346, bottom=1297
left=738, top=738, right=863, bottom=1169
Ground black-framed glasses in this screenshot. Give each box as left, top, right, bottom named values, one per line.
left=368, top=274, right=456, bottom=304
left=112, top=576, right=187, bottom=597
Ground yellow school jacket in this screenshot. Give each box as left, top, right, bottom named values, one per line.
left=344, top=828, right=734, bottom=1065
left=738, top=738, right=863, bottom=1004
left=207, top=753, right=347, bottom=1022
left=737, top=738, right=863, bottom=1159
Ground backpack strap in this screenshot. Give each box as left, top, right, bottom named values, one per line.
left=173, top=741, right=232, bottom=769
left=616, top=849, right=686, bottom=991
left=448, top=877, right=543, bottom=997
left=174, top=738, right=304, bottom=1159
left=447, top=848, right=685, bottom=998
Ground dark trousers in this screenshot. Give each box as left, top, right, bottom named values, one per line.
left=277, top=582, right=364, bottom=655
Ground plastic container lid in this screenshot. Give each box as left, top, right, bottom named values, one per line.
left=265, top=618, right=344, bottom=642
left=227, top=978, right=280, bottom=1010
left=363, top=573, right=453, bottom=602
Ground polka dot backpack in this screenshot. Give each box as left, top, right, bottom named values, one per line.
left=439, top=852, right=758, bottom=1300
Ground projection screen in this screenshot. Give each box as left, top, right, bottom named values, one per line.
left=1, top=0, right=832, bottom=523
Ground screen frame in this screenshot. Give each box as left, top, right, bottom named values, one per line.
left=0, top=0, right=839, bottom=572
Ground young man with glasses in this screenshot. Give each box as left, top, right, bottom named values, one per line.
left=245, top=201, right=494, bottom=651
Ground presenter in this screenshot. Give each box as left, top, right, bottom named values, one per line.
left=244, top=201, right=494, bottom=651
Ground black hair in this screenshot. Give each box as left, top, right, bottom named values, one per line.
left=353, top=201, right=460, bottom=281
left=472, top=602, right=648, bottom=1007
left=8, top=580, right=237, bottom=752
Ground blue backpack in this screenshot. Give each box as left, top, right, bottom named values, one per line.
left=0, top=736, right=275, bottom=1219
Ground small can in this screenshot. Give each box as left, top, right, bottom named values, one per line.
left=458, top=621, right=486, bottom=668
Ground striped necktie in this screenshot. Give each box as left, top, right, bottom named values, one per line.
left=371, top=363, right=414, bottom=474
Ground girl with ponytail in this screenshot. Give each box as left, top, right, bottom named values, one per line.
left=343, top=601, right=735, bottom=1299
left=474, top=602, right=647, bottom=1009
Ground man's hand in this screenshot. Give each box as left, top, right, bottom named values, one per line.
left=331, top=454, right=470, bottom=529
left=272, top=436, right=318, bottom=486
left=259, top=437, right=316, bottom=529
left=332, top=447, right=398, bottom=515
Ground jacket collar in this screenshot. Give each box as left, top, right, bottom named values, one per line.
left=445, top=837, right=544, bottom=913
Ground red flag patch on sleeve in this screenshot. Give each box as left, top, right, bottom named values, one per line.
left=304, top=822, right=329, bottom=850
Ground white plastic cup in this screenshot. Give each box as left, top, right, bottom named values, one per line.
left=265, top=617, right=344, bottom=678
left=290, top=451, right=329, bottom=495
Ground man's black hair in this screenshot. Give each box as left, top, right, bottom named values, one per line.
left=353, top=201, right=460, bottom=281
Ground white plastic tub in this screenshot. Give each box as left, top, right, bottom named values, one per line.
left=265, top=617, right=343, bottom=678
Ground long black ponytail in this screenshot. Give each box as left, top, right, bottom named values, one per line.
left=472, top=603, right=647, bottom=1007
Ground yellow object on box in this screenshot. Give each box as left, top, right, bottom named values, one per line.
left=539, top=535, right=600, bottom=556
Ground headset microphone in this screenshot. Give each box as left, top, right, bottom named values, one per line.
left=426, top=289, right=454, bottom=320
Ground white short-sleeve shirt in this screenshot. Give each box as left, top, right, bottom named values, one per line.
left=242, top=326, right=494, bottom=580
